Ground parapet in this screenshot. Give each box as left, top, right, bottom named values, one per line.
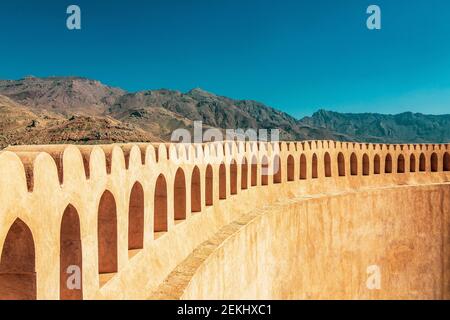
left=0, top=140, right=449, bottom=299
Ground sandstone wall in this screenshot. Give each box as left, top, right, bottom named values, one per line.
left=0, top=140, right=448, bottom=299
left=180, top=184, right=450, bottom=300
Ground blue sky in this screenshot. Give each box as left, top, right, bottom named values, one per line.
left=0, top=0, right=450, bottom=118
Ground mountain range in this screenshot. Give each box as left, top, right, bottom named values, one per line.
left=0, top=76, right=448, bottom=149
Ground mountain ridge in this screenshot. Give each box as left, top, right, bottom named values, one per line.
left=0, top=76, right=448, bottom=148
left=301, top=109, right=450, bottom=143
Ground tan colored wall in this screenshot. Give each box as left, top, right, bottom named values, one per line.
left=0, top=140, right=449, bottom=299
left=179, top=184, right=450, bottom=300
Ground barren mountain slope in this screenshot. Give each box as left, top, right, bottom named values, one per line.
left=0, top=76, right=124, bottom=115
left=300, top=109, right=450, bottom=143
left=1, top=77, right=449, bottom=147
left=109, top=88, right=338, bottom=141
left=0, top=94, right=159, bottom=148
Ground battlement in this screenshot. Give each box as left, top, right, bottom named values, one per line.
left=0, top=140, right=449, bottom=299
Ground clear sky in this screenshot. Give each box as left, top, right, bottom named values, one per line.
left=1, top=0, right=450, bottom=118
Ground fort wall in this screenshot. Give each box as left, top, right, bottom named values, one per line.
left=0, top=141, right=448, bottom=299
left=175, top=184, right=450, bottom=299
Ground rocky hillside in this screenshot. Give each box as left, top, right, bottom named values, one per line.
left=0, top=93, right=158, bottom=148
left=0, top=76, right=124, bottom=115
left=108, top=88, right=338, bottom=141
left=0, top=76, right=448, bottom=148
left=300, top=110, right=450, bottom=143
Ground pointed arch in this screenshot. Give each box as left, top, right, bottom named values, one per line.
left=273, top=155, right=282, bottom=184
left=419, top=153, right=426, bottom=172
left=154, top=175, right=168, bottom=233
left=98, top=190, right=118, bottom=274
left=287, top=155, right=295, bottom=181
left=385, top=154, right=392, bottom=173
left=60, top=205, right=83, bottom=300
left=251, top=156, right=257, bottom=186
left=300, top=154, right=307, bottom=180
left=337, top=152, right=345, bottom=176
left=444, top=152, right=450, bottom=171
left=324, top=152, right=331, bottom=177
left=191, top=166, right=201, bottom=212
left=219, top=163, right=226, bottom=199
left=410, top=154, right=416, bottom=172
left=128, top=182, right=144, bottom=249
left=362, top=154, right=369, bottom=176
left=205, top=165, right=213, bottom=206
left=0, top=219, right=36, bottom=300
left=241, top=157, right=248, bottom=189
left=374, top=154, right=380, bottom=174
left=174, top=168, right=186, bottom=220
left=397, top=154, right=405, bottom=173
left=230, top=160, right=238, bottom=195
left=312, top=154, right=318, bottom=179
left=261, top=156, right=269, bottom=185
left=431, top=153, right=438, bottom=172
left=350, top=153, right=358, bottom=176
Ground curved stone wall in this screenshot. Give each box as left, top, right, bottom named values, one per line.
left=175, top=184, right=450, bottom=299
left=0, top=141, right=448, bottom=299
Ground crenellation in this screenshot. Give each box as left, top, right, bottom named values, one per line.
left=0, top=140, right=449, bottom=299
